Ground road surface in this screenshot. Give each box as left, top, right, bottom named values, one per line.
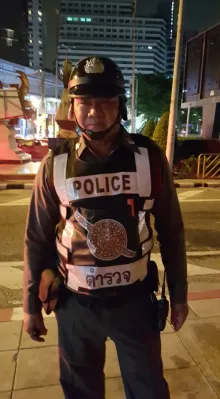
left=0, top=188, right=219, bottom=308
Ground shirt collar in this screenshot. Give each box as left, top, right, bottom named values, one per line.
left=76, top=126, right=140, bottom=158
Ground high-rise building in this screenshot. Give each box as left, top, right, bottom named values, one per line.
left=157, top=0, right=178, bottom=41
left=157, top=0, right=179, bottom=77
left=27, top=0, right=44, bottom=69
left=58, top=0, right=167, bottom=94
left=0, top=0, right=28, bottom=66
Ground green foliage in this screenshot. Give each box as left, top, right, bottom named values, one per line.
left=141, top=119, right=156, bottom=138
left=175, top=156, right=197, bottom=176
left=153, top=112, right=169, bottom=152
left=137, top=74, right=172, bottom=119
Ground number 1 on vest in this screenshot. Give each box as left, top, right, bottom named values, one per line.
left=127, top=199, right=135, bottom=217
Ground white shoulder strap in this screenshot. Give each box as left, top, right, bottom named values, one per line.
left=134, top=147, right=151, bottom=198
left=53, top=153, right=69, bottom=206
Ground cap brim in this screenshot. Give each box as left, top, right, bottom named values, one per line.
left=69, top=83, right=125, bottom=98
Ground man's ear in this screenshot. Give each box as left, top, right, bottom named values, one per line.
left=68, top=100, right=74, bottom=121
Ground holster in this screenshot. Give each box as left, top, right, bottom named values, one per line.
left=148, top=261, right=169, bottom=332
left=39, top=269, right=63, bottom=315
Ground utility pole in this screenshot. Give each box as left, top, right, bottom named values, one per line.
left=55, top=8, right=60, bottom=108
left=54, top=8, right=60, bottom=136
left=185, top=104, right=191, bottom=136
left=133, top=75, right=139, bottom=132
left=41, top=71, right=46, bottom=137
left=166, top=0, right=185, bottom=167
left=130, top=0, right=137, bottom=133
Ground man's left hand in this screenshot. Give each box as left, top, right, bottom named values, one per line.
left=171, top=303, right=189, bottom=332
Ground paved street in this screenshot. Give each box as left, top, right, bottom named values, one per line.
left=0, top=187, right=219, bottom=398
left=0, top=188, right=219, bottom=309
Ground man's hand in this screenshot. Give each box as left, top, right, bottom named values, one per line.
left=171, top=303, right=189, bottom=332
left=24, top=312, right=48, bottom=342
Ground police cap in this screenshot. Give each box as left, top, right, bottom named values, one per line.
left=68, top=56, right=126, bottom=98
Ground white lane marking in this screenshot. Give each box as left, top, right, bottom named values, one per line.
left=180, top=199, right=220, bottom=203
left=178, top=190, right=204, bottom=200
left=0, top=266, right=23, bottom=290
left=151, top=254, right=220, bottom=276
left=0, top=261, right=23, bottom=268
left=186, top=251, right=220, bottom=256
left=10, top=307, right=55, bottom=321
left=0, top=251, right=220, bottom=292
left=0, top=197, right=30, bottom=206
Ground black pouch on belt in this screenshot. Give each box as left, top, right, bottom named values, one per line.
left=149, top=262, right=169, bottom=332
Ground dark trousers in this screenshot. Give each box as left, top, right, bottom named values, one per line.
left=55, top=289, right=170, bottom=399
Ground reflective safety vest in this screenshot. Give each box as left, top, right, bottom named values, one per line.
left=53, top=138, right=157, bottom=296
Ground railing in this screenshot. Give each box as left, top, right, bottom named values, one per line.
left=197, top=154, right=220, bottom=179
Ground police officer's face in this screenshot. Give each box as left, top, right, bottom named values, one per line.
left=74, top=96, right=119, bottom=133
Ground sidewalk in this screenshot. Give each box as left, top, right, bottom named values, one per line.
left=0, top=295, right=220, bottom=398
left=0, top=162, right=220, bottom=188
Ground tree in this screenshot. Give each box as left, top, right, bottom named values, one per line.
left=153, top=111, right=169, bottom=152
left=142, top=119, right=156, bottom=138
left=137, top=74, right=172, bottom=119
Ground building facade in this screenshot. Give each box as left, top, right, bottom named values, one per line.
left=0, top=0, right=28, bottom=66
left=27, top=0, right=44, bottom=69
left=58, top=0, right=167, bottom=94
left=157, top=0, right=179, bottom=77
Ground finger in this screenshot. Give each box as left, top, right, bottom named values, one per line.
left=36, top=325, right=47, bottom=335
left=30, top=331, right=45, bottom=342
left=173, top=314, right=187, bottom=332
left=36, top=322, right=48, bottom=336
left=31, top=335, right=45, bottom=342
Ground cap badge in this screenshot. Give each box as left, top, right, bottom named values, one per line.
left=84, top=57, right=105, bottom=74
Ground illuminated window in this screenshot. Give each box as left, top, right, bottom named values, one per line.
left=28, top=10, right=32, bottom=15
left=38, top=17, right=42, bottom=22
left=38, top=10, right=42, bottom=16
left=80, top=17, right=86, bottom=22
left=39, top=40, right=42, bottom=44
left=29, top=39, right=33, bottom=43
left=39, top=51, right=42, bottom=55
left=148, top=46, right=153, bottom=50
left=6, top=38, right=13, bottom=47
left=86, top=17, right=91, bottom=22
left=67, top=17, right=72, bottom=21
left=73, top=17, right=78, bottom=21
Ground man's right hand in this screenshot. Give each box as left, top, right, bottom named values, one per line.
left=24, top=312, right=48, bottom=342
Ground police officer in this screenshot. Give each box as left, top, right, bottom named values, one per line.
left=23, top=56, right=188, bottom=399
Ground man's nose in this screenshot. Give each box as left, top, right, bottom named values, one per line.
left=89, top=101, right=101, bottom=116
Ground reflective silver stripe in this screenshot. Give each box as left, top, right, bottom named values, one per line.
left=56, top=238, right=68, bottom=260
left=60, top=205, right=67, bottom=219
left=66, top=254, right=148, bottom=292
left=138, top=211, right=149, bottom=242
left=135, top=147, right=151, bottom=197
left=58, top=265, right=66, bottom=278
left=143, top=199, right=154, bottom=210
left=61, top=220, right=75, bottom=250
left=141, top=239, right=153, bottom=256
left=53, top=153, right=69, bottom=206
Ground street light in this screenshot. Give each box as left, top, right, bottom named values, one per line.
left=166, top=0, right=185, bottom=168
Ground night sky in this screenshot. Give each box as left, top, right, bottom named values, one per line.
left=137, top=0, right=220, bottom=32
left=1, top=0, right=220, bottom=69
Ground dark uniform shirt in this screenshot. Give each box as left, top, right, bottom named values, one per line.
left=23, top=129, right=188, bottom=314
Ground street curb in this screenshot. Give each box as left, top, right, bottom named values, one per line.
left=175, top=182, right=220, bottom=188
left=0, top=183, right=34, bottom=190
left=0, top=182, right=220, bottom=190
